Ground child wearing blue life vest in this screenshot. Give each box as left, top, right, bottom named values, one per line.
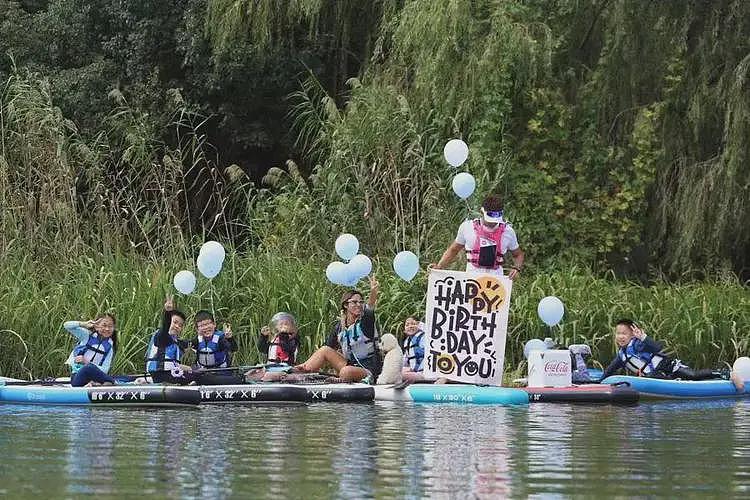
left=187, top=310, right=237, bottom=370
left=64, top=314, right=118, bottom=387
left=401, top=316, right=428, bottom=382
left=602, top=319, right=728, bottom=381
left=145, top=295, right=191, bottom=384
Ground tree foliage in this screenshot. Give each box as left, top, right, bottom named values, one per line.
left=0, top=0, right=748, bottom=280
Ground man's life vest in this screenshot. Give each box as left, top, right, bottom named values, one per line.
left=467, top=219, right=506, bottom=269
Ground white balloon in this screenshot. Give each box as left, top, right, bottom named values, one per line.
left=524, top=338, right=547, bottom=359
left=335, top=234, right=359, bottom=261
left=197, top=252, right=222, bottom=279
left=343, top=261, right=362, bottom=285
left=451, top=172, right=476, bottom=199
left=200, top=241, right=226, bottom=263
left=733, top=357, right=750, bottom=381
left=173, top=270, right=196, bottom=295
left=349, top=254, right=373, bottom=278
left=341, top=274, right=360, bottom=287
left=393, top=251, right=419, bottom=282
left=537, top=296, right=565, bottom=326
left=326, top=261, right=348, bottom=285
left=443, top=139, right=469, bottom=167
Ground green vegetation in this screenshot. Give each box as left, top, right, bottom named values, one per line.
left=0, top=1, right=748, bottom=378
left=2, top=253, right=747, bottom=378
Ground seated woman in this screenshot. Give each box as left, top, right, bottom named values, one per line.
left=401, top=316, right=429, bottom=383
left=64, top=314, right=118, bottom=387
left=295, top=276, right=382, bottom=383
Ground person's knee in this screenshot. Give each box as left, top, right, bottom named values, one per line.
left=339, top=366, right=367, bottom=382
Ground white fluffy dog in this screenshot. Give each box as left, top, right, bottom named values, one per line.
left=377, top=333, right=403, bottom=384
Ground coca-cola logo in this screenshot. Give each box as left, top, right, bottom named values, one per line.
left=544, top=361, right=570, bottom=374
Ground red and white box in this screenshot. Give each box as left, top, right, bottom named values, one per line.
left=527, top=350, right=572, bottom=387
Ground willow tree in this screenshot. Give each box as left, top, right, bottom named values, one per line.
left=207, top=0, right=749, bottom=279
left=205, top=0, right=389, bottom=99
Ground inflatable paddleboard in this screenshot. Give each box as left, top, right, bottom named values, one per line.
left=193, top=383, right=375, bottom=403
left=602, top=375, right=749, bottom=399
left=374, top=384, right=529, bottom=405
left=521, top=384, right=639, bottom=404
left=0, top=383, right=200, bottom=407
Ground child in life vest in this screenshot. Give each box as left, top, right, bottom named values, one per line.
left=602, top=319, right=729, bottom=381
left=401, top=316, right=429, bottom=382
left=258, top=312, right=300, bottom=365
left=188, top=310, right=237, bottom=371
left=64, top=314, right=118, bottom=387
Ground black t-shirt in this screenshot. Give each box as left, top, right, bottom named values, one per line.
left=324, top=306, right=376, bottom=350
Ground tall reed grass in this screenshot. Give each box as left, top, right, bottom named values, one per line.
left=1, top=252, right=747, bottom=379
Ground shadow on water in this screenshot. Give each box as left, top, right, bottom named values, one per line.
left=0, top=399, right=749, bottom=498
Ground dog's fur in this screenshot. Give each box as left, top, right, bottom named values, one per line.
left=376, top=333, right=403, bottom=384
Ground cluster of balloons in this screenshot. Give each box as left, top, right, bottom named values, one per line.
left=326, top=234, right=372, bottom=286
left=444, top=139, right=476, bottom=200
left=393, top=251, right=419, bottom=282
left=538, top=296, right=565, bottom=326
left=172, top=241, right=226, bottom=295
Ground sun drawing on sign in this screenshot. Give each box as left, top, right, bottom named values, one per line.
left=474, top=276, right=507, bottom=313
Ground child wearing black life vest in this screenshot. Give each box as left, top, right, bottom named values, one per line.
left=145, top=295, right=191, bottom=384
left=602, top=319, right=727, bottom=381
left=258, top=312, right=300, bottom=365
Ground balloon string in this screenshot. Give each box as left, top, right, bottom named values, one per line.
left=209, top=278, right=215, bottom=317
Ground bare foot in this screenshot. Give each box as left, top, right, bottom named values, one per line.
left=261, top=371, right=287, bottom=382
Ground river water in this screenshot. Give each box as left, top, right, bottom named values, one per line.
left=1, top=399, right=749, bottom=498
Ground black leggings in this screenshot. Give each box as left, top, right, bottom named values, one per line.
left=656, top=360, right=723, bottom=381
left=670, top=365, right=722, bottom=381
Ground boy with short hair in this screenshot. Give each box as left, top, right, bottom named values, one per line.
left=602, top=319, right=727, bottom=381
left=189, top=310, right=238, bottom=370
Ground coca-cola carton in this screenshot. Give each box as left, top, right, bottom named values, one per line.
left=527, top=350, right=572, bottom=387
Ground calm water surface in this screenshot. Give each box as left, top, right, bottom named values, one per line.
left=1, top=399, right=749, bottom=498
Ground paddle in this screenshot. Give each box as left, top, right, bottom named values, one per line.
left=0, top=377, right=72, bottom=386
left=391, top=380, right=412, bottom=390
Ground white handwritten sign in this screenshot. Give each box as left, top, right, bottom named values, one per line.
left=424, top=269, right=513, bottom=385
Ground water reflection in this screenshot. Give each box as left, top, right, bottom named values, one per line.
left=65, top=409, right=115, bottom=496
left=1, top=400, right=750, bottom=498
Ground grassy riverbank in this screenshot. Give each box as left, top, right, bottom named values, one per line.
left=1, top=250, right=747, bottom=379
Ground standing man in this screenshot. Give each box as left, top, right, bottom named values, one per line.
left=433, top=194, right=524, bottom=279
